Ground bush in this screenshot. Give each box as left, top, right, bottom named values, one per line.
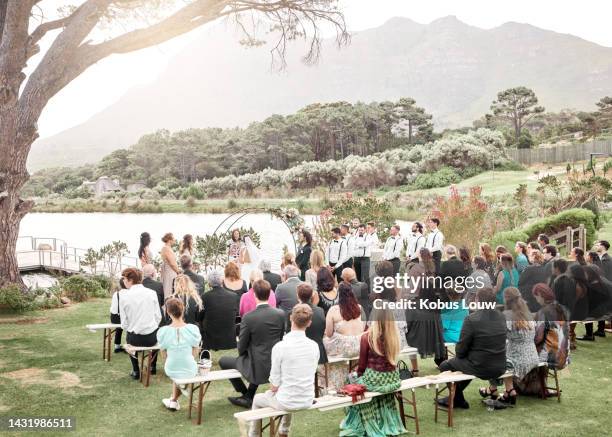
left=0, top=285, right=36, bottom=312
left=91, top=275, right=115, bottom=294
left=523, top=208, right=597, bottom=248
left=61, top=275, right=104, bottom=302
left=490, top=230, right=530, bottom=252
left=412, top=167, right=461, bottom=189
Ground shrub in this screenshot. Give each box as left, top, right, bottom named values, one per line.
left=490, top=230, right=530, bottom=252
left=61, top=275, right=104, bottom=302
left=523, top=208, right=597, bottom=248
left=0, top=285, right=36, bottom=312
left=412, top=167, right=461, bottom=189
left=185, top=196, right=196, bottom=208
left=91, top=275, right=115, bottom=294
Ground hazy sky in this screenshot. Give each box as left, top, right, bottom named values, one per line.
left=36, top=0, right=612, bottom=138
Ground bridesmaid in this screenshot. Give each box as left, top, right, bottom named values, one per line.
left=138, top=232, right=153, bottom=266
left=179, top=234, right=194, bottom=257
left=160, top=233, right=180, bottom=299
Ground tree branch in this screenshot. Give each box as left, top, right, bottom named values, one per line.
left=0, top=1, right=31, bottom=105
left=29, top=16, right=71, bottom=46
left=0, top=0, right=8, bottom=46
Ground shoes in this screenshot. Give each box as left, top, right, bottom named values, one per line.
left=436, top=396, right=469, bottom=409
left=478, top=386, right=498, bottom=399
left=114, top=345, right=124, bottom=353
left=576, top=335, right=595, bottom=341
left=130, top=371, right=140, bottom=380
left=498, top=389, right=517, bottom=406
left=228, top=396, right=252, bottom=409
left=162, top=398, right=180, bottom=411
left=594, top=331, right=606, bottom=338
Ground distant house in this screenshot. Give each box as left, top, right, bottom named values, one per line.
left=126, top=182, right=147, bottom=193
left=81, top=176, right=123, bottom=197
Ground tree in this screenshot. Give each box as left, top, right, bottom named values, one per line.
left=392, top=97, right=433, bottom=144
left=490, top=87, right=544, bottom=144
left=0, top=0, right=348, bottom=288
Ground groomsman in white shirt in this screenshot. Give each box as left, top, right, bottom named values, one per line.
left=425, top=218, right=444, bottom=273
left=353, top=222, right=379, bottom=284
left=383, top=225, right=403, bottom=275
left=405, top=222, right=425, bottom=268
left=327, top=227, right=348, bottom=282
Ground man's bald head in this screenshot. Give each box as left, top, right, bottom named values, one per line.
left=142, top=264, right=156, bottom=279
left=341, top=268, right=356, bottom=282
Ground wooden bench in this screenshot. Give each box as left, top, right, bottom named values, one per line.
left=173, top=369, right=242, bottom=425
left=124, top=344, right=160, bottom=387
left=428, top=371, right=476, bottom=428
left=235, top=376, right=433, bottom=436
left=86, top=323, right=121, bottom=362
left=498, top=362, right=561, bottom=402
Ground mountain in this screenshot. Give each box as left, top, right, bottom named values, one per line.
left=29, top=16, right=612, bottom=170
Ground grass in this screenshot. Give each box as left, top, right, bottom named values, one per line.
left=1, top=300, right=611, bottom=437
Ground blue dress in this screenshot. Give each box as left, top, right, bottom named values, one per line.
left=441, top=300, right=469, bottom=343
left=157, top=324, right=201, bottom=379
left=516, top=254, right=529, bottom=273
left=497, top=268, right=520, bottom=304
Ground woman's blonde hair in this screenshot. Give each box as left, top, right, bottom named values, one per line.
left=504, top=287, right=532, bottom=331
left=367, top=308, right=400, bottom=366
left=249, top=268, right=264, bottom=283
left=173, top=274, right=203, bottom=311
left=281, top=252, right=296, bottom=269
left=309, top=249, right=325, bottom=271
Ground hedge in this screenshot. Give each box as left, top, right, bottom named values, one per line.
left=490, top=230, right=530, bottom=252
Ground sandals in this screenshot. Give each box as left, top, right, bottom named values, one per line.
left=499, top=389, right=517, bottom=405
left=479, top=386, right=498, bottom=398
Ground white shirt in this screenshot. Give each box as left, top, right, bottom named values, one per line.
left=406, top=232, right=425, bottom=260
left=119, top=284, right=162, bottom=335
left=326, top=238, right=348, bottom=265
left=425, top=229, right=444, bottom=253
left=269, top=330, right=320, bottom=410
left=353, top=232, right=379, bottom=257
left=109, top=288, right=127, bottom=315
left=383, top=235, right=403, bottom=260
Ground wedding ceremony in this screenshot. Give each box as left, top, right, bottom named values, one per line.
left=1, top=0, right=612, bottom=436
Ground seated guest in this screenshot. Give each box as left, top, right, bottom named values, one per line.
left=465, top=256, right=492, bottom=304
left=479, top=243, right=497, bottom=284
left=157, top=298, right=201, bottom=411
left=581, top=265, right=612, bottom=340
left=259, top=259, right=282, bottom=291
left=142, top=264, right=164, bottom=311
left=479, top=287, right=539, bottom=405
left=166, top=274, right=203, bottom=327
left=305, top=249, right=325, bottom=292
left=323, top=282, right=366, bottom=390
left=119, top=268, right=162, bottom=380
left=437, top=288, right=506, bottom=409
left=223, top=261, right=248, bottom=298
left=340, top=307, right=407, bottom=436
left=240, top=269, right=277, bottom=317
left=281, top=252, right=297, bottom=270
left=220, top=280, right=286, bottom=408
left=317, top=267, right=339, bottom=316
left=201, top=269, right=239, bottom=351
left=248, top=304, right=319, bottom=437
left=440, top=245, right=469, bottom=286
left=518, top=249, right=548, bottom=312
left=179, top=255, right=205, bottom=294
left=109, top=279, right=127, bottom=353
left=341, top=267, right=370, bottom=318
left=275, top=265, right=303, bottom=314
left=287, top=284, right=327, bottom=365
left=494, top=253, right=519, bottom=304
left=441, top=288, right=469, bottom=344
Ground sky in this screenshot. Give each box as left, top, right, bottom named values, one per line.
left=35, top=0, right=612, bottom=138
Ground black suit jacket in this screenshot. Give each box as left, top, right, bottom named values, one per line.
left=348, top=279, right=370, bottom=317
left=518, top=264, right=548, bottom=312
left=201, top=286, right=239, bottom=351
left=263, top=271, right=282, bottom=292
left=286, top=302, right=327, bottom=364
left=236, top=304, right=286, bottom=385
left=452, top=309, right=507, bottom=379
left=597, top=253, right=612, bottom=282
left=553, top=274, right=577, bottom=317
left=142, top=277, right=164, bottom=309
left=439, top=257, right=469, bottom=283
left=183, top=269, right=206, bottom=294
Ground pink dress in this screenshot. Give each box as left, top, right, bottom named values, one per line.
left=239, top=289, right=277, bottom=317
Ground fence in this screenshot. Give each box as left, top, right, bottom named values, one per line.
left=550, top=225, right=587, bottom=254
left=507, top=139, right=612, bottom=165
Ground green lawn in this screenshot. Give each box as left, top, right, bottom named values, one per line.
left=1, top=300, right=610, bottom=437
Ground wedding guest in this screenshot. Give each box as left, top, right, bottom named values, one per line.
left=458, top=246, right=473, bottom=276
left=441, top=288, right=469, bottom=344
left=479, top=243, right=497, bottom=283
left=119, top=268, right=162, bottom=380
left=341, top=268, right=370, bottom=318
left=425, top=218, right=444, bottom=273
left=254, top=260, right=280, bottom=292
left=201, top=269, right=239, bottom=351
left=305, top=249, right=325, bottom=291
left=316, top=268, right=339, bottom=316
left=437, top=288, right=506, bottom=410
left=515, top=242, right=529, bottom=273
left=295, top=230, right=313, bottom=281
left=142, top=264, right=164, bottom=311
left=323, top=282, right=366, bottom=390
left=179, top=234, right=194, bottom=257
left=109, top=278, right=127, bottom=353
left=542, top=244, right=558, bottom=283
left=160, top=233, right=180, bottom=300
left=518, top=249, right=548, bottom=312
left=179, top=255, right=205, bottom=294
left=537, top=234, right=550, bottom=248
left=465, top=256, right=492, bottom=304
left=440, top=245, right=468, bottom=287
left=280, top=252, right=297, bottom=270
left=223, top=261, right=248, bottom=298
left=287, top=284, right=327, bottom=365
left=594, top=240, right=612, bottom=280
left=382, top=225, right=403, bottom=275
left=138, top=232, right=153, bottom=266
left=569, top=247, right=587, bottom=266
left=220, top=280, right=286, bottom=408
left=228, top=229, right=244, bottom=264
left=158, top=298, right=201, bottom=411
left=340, top=307, right=407, bottom=436
left=578, top=265, right=611, bottom=340
left=494, top=253, right=519, bottom=304
left=479, top=287, right=539, bottom=405
left=274, top=265, right=302, bottom=314
left=240, top=269, right=277, bottom=317
left=587, top=250, right=600, bottom=266
left=167, top=274, right=203, bottom=328
left=248, top=304, right=319, bottom=437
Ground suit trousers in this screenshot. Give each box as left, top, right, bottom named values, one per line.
left=388, top=258, right=401, bottom=276
left=438, top=360, right=471, bottom=404
left=110, top=313, right=122, bottom=345
left=353, top=256, right=371, bottom=284
left=126, top=330, right=158, bottom=373
left=219, top=356, right=258, bottom=400
left=432, top=251, right=442, bottom=274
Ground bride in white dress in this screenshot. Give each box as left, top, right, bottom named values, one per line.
left=239, top=236, right=262, bottom=282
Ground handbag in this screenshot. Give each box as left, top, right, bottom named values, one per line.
left=338, top=383, right=367, bottom=403
left=397, top=360, right=413, bottom=380
left=198, top=349, right=212, bottom=375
